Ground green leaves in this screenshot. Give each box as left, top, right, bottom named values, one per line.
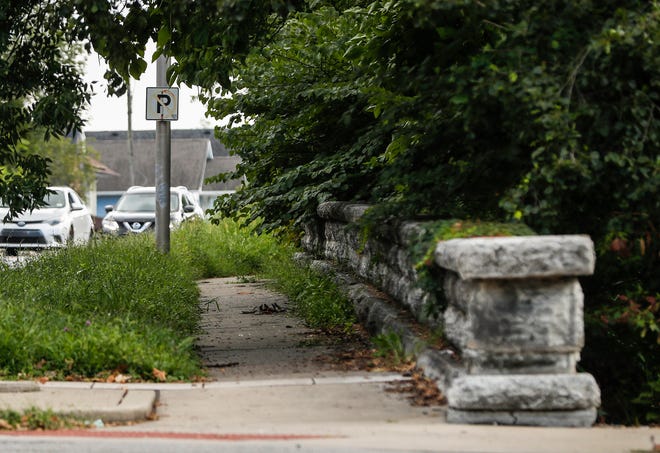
left=0, top=0, right=95, bottom=216
left=128, top=58, right=147, bottom=80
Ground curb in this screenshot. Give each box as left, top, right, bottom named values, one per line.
left=0, top=388, right=157, bottom=423
left=0, top=381, right=40, bottom=393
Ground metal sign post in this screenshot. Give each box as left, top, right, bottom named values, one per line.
left=150, top=55, right=175, bottom=253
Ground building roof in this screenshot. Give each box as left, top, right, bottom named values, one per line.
left=85, top=129, right=230, bottom=157
left=203, top=156, right=243, bottom=191
left=85, top=129, right=241, bottom=192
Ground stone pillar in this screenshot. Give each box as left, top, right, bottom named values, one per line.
left=435, top=235, right=601, bottom=426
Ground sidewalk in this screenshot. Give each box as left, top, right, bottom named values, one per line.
left=0, top=277, right=657, bottom=452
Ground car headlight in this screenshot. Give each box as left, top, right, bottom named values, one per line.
left=102, top=218, right=119, bottom=232
left=48, top=217, right=64, bottom=226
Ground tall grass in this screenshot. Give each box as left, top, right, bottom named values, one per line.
left=263, top=258, right=356, bottom=330
left=173, top=219, right=355, bottom=330
left=0, top=219, right=354, bottom=381
left=171, top=219, right=284, bottom=278
left=0, top=234, right=201, bottom=380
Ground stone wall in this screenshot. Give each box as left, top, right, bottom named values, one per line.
left=303, top=201, right=440, bottom=326
left=302, top=201, right=601, bottom=427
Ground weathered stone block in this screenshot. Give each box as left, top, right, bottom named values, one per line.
left=444, top=306, right=579, bottom=374
left=446, top=408, right=598, bottom=427
left=447, top=374, right=600, bottom=411
left=434, top=235, right=595, bottom=279
left=416, top=349, right=463, bottom=392
left=460, top=349, right=580, bottom=375
left=443, top=274, right=584, bottom=351
left=317, top=201, right=370, bottom=223
left=301, top=222, right=324, bottom=255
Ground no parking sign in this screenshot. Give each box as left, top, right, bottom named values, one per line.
left=146, top=87, right=179, bottom=121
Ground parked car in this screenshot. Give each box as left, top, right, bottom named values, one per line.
left=0, top=186, right=94, bottom=255
left=102, top=186, right=204, bottom=235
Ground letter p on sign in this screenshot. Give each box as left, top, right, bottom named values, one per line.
left=146, top=87, right=179, bottom=121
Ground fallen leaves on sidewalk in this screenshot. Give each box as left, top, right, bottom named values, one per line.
left=315, top=326, right=446, bottom=407
left=317, top=346, right=414, bottom=373
left=152, top=368, right=167, bottom=381
left=386, top=370, right=447, bottom=407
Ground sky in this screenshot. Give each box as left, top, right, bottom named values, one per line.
left=83, top=43, right=216, bottom=132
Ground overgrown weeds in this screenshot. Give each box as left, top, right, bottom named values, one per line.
left=174, top=218, right=355, bottom=331
left=0, top=233, right=202, bottom=381
left=0, top=219, right=355, bottom=381
left=372, top=331, right=411, bottom=368
left=172, top=219, right=282, bottom=278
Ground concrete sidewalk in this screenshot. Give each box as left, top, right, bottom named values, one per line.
left=0, top=378, right=657, bottom=453
left=0, top=277, right=657, bottom=453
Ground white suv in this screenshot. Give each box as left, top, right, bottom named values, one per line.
left=0, top=186, right=94, bottom=255
left=102, top=186, right=204, bottom=235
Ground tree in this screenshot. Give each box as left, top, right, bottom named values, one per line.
left=0, top=1, right=91, bottom=216
left=0, top=0, right=298, bottom=216
left=22, top=132, right=99, bottom=200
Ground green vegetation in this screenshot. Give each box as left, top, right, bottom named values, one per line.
left=205, top=1, right=658, bottom=425
left=265, top=257, right=355, bottom=330
left=171, top=219, right=286, bottom=279
left=2, top=0, right=297, bottom=216
left=372, top=332, right=411, bottom=368
left=1, top=2, right=90, bottom=217
left=3, top=0, right=657, bottom=425
left=33, top=131, right=99, bottom=201
left=173, top=219, right=355, bottom=330
left=0, top=234, right=201, bottom=381
left=0, top=220, right=354, bottom=381
left=0, top=407, right=88, bottom=431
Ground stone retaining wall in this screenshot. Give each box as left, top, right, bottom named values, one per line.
left=302, top=201, right=601, bottom=427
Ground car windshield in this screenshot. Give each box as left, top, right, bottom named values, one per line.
left=43, top=191, right=66, bottom=208
left=0, top=190, right=65, bottom=209
left=115, top=193, right=179, bottom=212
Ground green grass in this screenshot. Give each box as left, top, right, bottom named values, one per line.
left=0, top=219, right=355, bottom=381
left=173, top=219, right=355, bottom=330
left=262, top=256, right=355, bottom=330
left=0, top=233, right=202, bottom=381
left=171, top=219, right=286, bottom=279
left=0, top=407, right=89, bottom=430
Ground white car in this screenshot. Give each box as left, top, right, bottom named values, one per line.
left=102, top=186, right=204, bottom=235
left=0, top=186, right=94, bottom=255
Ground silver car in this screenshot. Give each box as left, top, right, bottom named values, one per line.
left=0, top=186, right=94, bottom=255
left=102, top=186, right=204, bottom=235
